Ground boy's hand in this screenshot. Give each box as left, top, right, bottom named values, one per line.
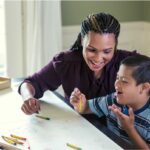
left=109, top=104, right=135, bottom=131
left=21, top=98, right=40, bottom=115
left=70, top=88, right=87, bottom=113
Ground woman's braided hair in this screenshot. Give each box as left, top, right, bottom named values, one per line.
left=70, top=12, right=120, bottom=51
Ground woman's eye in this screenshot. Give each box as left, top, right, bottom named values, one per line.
left=87, top=48, right=96, bottom=52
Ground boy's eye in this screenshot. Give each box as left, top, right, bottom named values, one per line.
left=116, top=76, right=128, bottom=83
left=116, top=76, right=119, bottom=80
left=121, top=78, right=128, bottom=83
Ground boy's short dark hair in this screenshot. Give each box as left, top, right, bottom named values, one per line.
left=121, top=54, right=150, bottom=88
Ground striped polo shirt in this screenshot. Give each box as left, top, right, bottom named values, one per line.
left=88, top=93, right=150, bottom=144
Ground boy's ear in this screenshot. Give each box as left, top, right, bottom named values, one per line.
left=141, top=82, right=150, bottom=94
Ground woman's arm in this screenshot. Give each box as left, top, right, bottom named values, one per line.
left=20, top=82, right=40, bottom=115
left=20, top=82, right=35, bottom=101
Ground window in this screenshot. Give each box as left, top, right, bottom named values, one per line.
left=0, top=0, right=6, bottom=76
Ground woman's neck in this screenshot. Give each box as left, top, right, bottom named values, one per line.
left=94, top=70, right=103, bottom=79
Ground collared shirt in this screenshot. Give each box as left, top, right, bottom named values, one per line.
left=89, top=93, right=150, bottom=144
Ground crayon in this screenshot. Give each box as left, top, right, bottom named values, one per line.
left=66, top=143, right=82, bottom=150
left=3, top=136, right=24, bottom=145
left=32, top=99, right=39, bottom=114
left=1, top=136, right=16, bottom=145
left=78, top=96, right=83, bottom=112
left=10, top=134, right=26, bottom=141
left=35, top=115, right=50, bottom=120
left=35, top=109, right=39, bottom=114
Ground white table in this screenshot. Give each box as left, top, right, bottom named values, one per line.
left=0, top=88, right=122, bottom=150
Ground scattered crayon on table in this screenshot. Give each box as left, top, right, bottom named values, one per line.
left=2, top=136, right=23, bottom=145
left=35, top=115, right=50, bottom=120
left=1, top=136, right=16, bottom=145
left=10, top=134, right=26, bottom=141
left=66, top=143, right=82, bottom=150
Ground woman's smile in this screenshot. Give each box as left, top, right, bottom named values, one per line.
left=89, top=59, right=105, bottom=71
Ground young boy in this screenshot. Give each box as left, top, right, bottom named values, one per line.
left=70, top=55, right=150, bottom=149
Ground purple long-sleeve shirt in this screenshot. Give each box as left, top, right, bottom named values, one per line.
left=19, top=49, right=137, bottom=103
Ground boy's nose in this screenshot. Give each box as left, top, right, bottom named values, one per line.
left=115, top=80, right=121, bottom=89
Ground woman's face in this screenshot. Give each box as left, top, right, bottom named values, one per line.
left=82, top=32, right=116, bottom=76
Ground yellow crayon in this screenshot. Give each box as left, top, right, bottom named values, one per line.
left=66, top=143, right=82, bottom=150
left=2, top=136, right=16, bottom=145
left=35, top=115, right=50, bottom=120
left=10, top=134, right=26, bottom=141
left=78, top=96, right=83, bottom=112
left=3, top=136, right=24, bottom=144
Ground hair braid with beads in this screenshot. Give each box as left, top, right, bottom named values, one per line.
left=70, top=12, right=120, bottom=51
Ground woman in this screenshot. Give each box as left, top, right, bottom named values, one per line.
left=19, top=12, right=137, bottom=115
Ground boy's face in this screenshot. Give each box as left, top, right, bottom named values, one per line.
left=115, top=64, right=141, bottom=105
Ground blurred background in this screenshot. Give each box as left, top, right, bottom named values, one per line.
left=0, top=0, right=150, bottom=78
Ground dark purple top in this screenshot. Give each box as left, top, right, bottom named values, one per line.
left=19, top=49, right=137, bottom=103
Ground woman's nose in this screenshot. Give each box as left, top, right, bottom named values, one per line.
left=94, top=52, right=103, bottom=61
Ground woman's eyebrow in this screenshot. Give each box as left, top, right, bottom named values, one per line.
left=88, top=45, right=97, bottom=50
left=88, top=45, right=113, bottom=51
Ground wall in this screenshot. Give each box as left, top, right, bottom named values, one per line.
left=61, top=1, right=144, bottom=26
left=61, top=1, right=150, bottom=57
left=144, top=2, right=150, bottom=21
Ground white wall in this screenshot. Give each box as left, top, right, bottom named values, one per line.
left=119, top=22, right=150, bottom=56
left=62, top=22, right=150, bottom=56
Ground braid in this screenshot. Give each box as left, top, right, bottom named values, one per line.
left=70, top=12, right=120, bottom=51
left=70, top=33, right=82, bottom=51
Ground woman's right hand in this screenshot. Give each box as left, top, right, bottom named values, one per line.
left=70, top=88, right=87, bottom=113
left=21, top=98, right=40, bottom=115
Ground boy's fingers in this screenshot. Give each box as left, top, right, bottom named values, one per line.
left=110, top=107, right=124, bottom=119
left=129, top=107, right=134, bottom=119
left=74, top=87, right=79, bottom=92
left=70, top=95, right=78, bottom=103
